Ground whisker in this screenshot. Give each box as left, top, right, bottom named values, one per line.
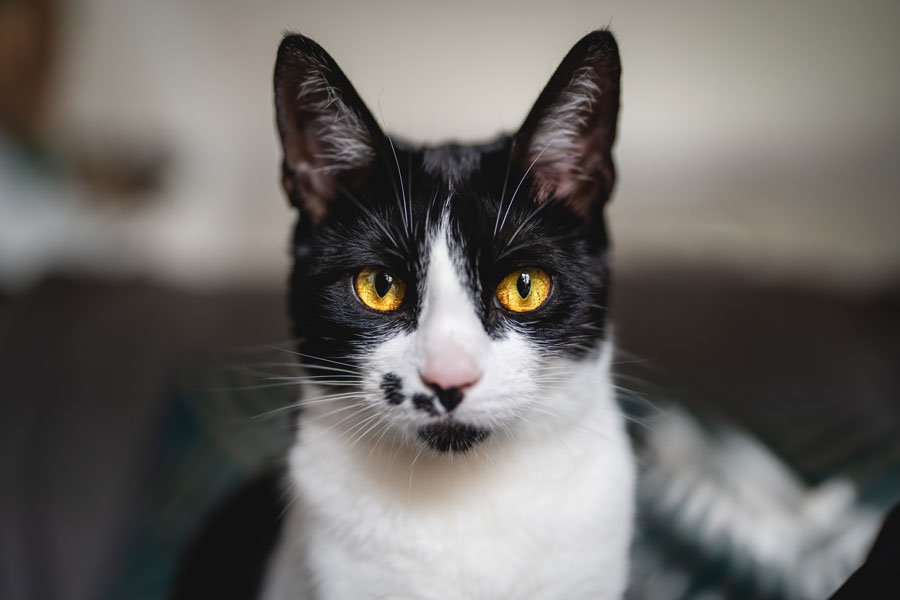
left=221, top=361, right=305, bottom=370
left=274, top=362, right=361, bottom=377
left=497, top=131, right=563, bottom=235
left=493, top=143, right=515, bottom=237
left=365, top=415, right=396, bottom=467
left=268, top=348, right=360, bottom=370
left=297, top=403, right=374, bottom=447
left=208, top=381, right=307, bottom=393
left=344, top=411, right=387, bottom=450
left=252, top=392, right=362, bottom=418
left=505, top=198, right=553, bottom=248
left=406, top=444, right=427, bottom=495
left=385, top=134, right=409, bottom=236
left=406, top=151, right=414, bottom=239
left=217, top=338, right=304, bottom=355
left=263, top=375, right=362, bottom=383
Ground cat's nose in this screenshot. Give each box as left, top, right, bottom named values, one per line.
left=420, top=348, right=482, bottom=411
left=427, top=384, right=465, bottom=412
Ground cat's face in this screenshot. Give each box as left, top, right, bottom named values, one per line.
left=274, top=32, right=620, bottom=453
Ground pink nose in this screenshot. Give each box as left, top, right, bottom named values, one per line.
left=420, top=347, right=483, bottom=393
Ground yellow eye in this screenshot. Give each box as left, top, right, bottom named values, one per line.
left=495, top=268, right=551, bottom=313
left=355, top=267, right=406, bottom=311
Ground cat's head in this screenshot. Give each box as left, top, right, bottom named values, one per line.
left=274, top=31, right=620, bottom=454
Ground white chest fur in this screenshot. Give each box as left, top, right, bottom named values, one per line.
left=262, top=358, right=634, bottom=600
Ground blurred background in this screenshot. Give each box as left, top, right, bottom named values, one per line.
left=1, top=1, right=898, bottom=599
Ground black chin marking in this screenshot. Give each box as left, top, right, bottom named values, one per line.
left=418, top=423, right=490, bottom=453
left=381, top=373, right=404, bottom=405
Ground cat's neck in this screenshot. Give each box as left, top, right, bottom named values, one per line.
left=268, top=343, right=635, bottom=600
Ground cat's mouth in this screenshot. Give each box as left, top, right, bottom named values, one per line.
left=417, top=422, right=490, bottom=453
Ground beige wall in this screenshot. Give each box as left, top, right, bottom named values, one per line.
left=47, top=0, right=900, bottom=290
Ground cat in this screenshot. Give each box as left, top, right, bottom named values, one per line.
left=259, top=29, right=634, bottom=600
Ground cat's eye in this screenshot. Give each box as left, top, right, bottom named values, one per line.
left=495, top=268, right=551, bottom=313
left=355, top=267, right=406, bottom=312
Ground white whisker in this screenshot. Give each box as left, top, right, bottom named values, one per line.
left=497, top=131, right=564, bottom=236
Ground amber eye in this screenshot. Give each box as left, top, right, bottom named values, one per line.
left=495, top=268, right=551, bottom=313
left=355, top=267, right=406, bottom=311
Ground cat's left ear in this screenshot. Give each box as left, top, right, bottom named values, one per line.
left=513, top=30, right=621, bottom=218
left=274, top=34, right=386, bottom=224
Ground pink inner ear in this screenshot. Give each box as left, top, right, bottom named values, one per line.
left=531, top=137, right=613, bottom=217
left=532, top=163, right=581, bottom=204
left=420, top=341, right=483, bottom=392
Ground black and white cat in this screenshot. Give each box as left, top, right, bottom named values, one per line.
left=262, top=30, right=634, bottom=599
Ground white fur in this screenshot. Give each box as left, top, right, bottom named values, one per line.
left=262, top=224, right=634, bottom=599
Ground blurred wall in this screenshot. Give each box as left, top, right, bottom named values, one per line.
left=6, top=0, right=900, bottom=291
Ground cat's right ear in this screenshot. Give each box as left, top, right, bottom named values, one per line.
left=274, top=34, right=384, bottom=224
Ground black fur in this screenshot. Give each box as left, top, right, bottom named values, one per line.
left=170, top=468, right=285, bottom=600
left=418, top=422, right=491, bottom=453
left=429, top=385, right=464, bottom=411
left=412, top=392, right=439, bottom=416
left=380, top=372, right=404, bottom=405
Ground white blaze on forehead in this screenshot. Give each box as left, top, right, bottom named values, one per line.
left=416, top=225, right=488, bottom=387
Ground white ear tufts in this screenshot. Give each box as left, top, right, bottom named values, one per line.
left=514, top=31, right=621, bottom=214
left=528, top=66, right=603, bottom=199
left=294, top=62, right=374, bottom=174
left=274, top=35, right=384, bottom=220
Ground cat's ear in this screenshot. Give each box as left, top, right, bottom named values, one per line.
left=513, top=30, right=621, bottom=218
left=274, top=34, right=385, bottom=224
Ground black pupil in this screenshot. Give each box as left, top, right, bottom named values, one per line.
left=516, top=273, right=531, bottom=299
left=374, top=271, right=393, bottom=297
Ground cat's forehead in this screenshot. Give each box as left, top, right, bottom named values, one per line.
left=419, top=143, right=492, bottom=189
left=333, top=139, right=597, bottom=267
left=415, top=139, right=509, bottom=192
